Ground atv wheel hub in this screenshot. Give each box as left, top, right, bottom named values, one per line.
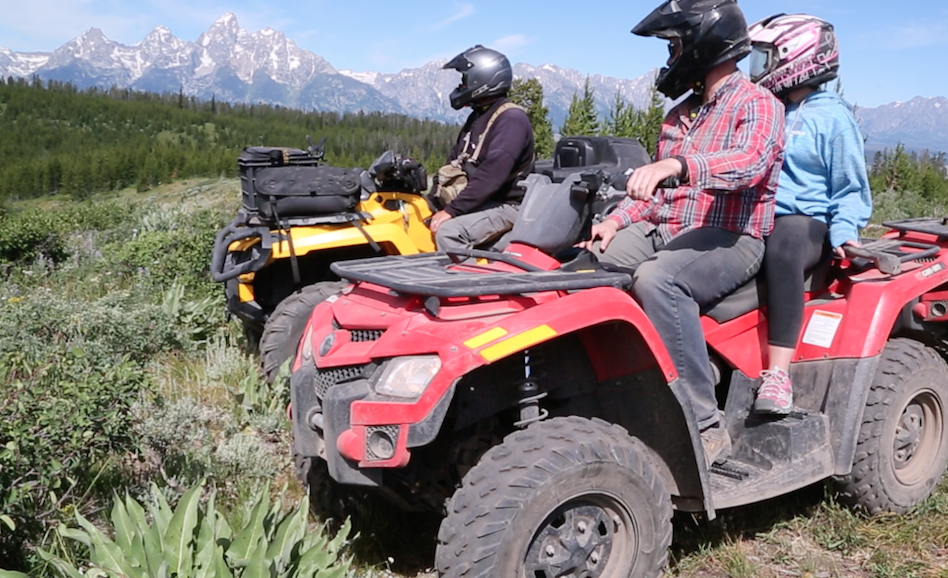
left=893, top=389, right=944, bottom=485
left=524, top=497, right=634, bottom=578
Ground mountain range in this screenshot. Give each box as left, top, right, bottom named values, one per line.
left=1, top=13, right=945, bottom=154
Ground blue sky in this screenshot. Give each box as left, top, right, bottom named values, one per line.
left=0, top=0, right=945, bottom=107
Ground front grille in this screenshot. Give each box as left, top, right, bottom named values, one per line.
left=350, top=329, right=384, bottom=342
left=315, top=365, right=365, bottom=399
left=331, top=318, right=384, bottom=342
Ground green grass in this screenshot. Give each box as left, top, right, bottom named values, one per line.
left=661, top=480, right=948, bottom=578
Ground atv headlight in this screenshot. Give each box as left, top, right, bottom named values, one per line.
left=374, top=355, right=441, bottom=399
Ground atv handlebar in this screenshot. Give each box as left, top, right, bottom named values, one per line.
left=607, top=168, right=681, bottom=194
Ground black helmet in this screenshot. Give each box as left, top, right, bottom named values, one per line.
left=632, top=0, right=751, bottom=99
left=443, top=45, right=513, bottom=110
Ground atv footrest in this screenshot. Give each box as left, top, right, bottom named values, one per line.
left=330, top=252, right=633, bottom=298
left=709, top=411, right=835, bottom=509
left=710, top=462, right=750, bottom=480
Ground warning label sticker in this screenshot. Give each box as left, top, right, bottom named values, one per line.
left=801, top=310, right=844, bottom=348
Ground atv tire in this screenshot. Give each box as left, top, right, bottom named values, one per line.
left=835, top=338, right=948, bottom=514
left=259, top=280, right=349, bottom=384
left=436, top=416, right=672, bottom=578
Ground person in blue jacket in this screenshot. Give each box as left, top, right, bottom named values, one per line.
left=748, top=13, right=873, bottom=414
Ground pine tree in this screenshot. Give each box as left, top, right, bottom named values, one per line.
left=509, top=77, right=555, bottom=158
left=603, top=91, right=633, bottom=137
left=597, top=86, right=664, bottom=157
left=560, top=77, right=599, bottom=137
left=637, top=85, right=666, bottom=157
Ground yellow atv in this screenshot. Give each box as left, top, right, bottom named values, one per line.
left=211, top=140, right=434, bottom=382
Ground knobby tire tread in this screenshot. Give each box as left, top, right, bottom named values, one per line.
left=435, top=416, right=672, bottom=578
left=259, top=280, right=348, bottom=383
left=835, top=337, right=948, bottom=514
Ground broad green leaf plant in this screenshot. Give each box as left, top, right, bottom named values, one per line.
left=33, top=481, right=351, bottom=578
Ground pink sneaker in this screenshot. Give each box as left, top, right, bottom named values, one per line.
left=754, top=367, right=793, bottom=414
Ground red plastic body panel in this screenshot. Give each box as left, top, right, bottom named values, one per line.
left=301, top=228, right=948, bottom=470
left=708, top=231, right=948, bottom=378
left=301, top=281, right=678, bottom=467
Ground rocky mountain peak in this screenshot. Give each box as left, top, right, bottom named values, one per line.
left=62, top=28, right=112, bottom=56
left=0, top=15, right=943, bottom=152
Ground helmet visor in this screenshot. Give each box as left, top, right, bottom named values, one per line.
left=748, top=45, right=774, bottom=82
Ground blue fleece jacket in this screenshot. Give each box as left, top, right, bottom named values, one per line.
left=776, top=90, right=872, bottom=248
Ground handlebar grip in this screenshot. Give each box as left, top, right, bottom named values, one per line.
left=608, top=170, right=681, bottom=192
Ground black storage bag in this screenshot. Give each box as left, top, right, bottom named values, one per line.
left=253, top=165, right=361, bottom=220
left=237, top=146, right=360, bottom=220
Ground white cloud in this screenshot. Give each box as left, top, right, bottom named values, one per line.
left=432, top=3, right=475, bottom=31
left=492, top=34, right=530, bottom=52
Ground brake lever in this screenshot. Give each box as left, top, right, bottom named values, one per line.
left=843, top=246, right=901, bottom=275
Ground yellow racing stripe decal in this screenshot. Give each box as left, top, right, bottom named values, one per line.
left=464, top=327, right=509, bottom=350
left=480, top=325, right=558, bottom=362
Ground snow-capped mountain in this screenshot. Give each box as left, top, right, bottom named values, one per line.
left=1, top=13, right=946, bottom=153
left=0, top=13, right=657, bottom=126
left=337, top=60, right=658, bottom=127
left=856, top=97, right=948, bottom=155
left=2, top=14, right=405, bottom=114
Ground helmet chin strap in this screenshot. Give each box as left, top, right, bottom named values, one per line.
left=690, top=79, right=705, bottom=97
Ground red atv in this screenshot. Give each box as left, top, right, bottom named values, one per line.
left=290, top=163, right=948, bottom=577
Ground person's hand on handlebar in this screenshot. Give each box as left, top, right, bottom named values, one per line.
left=626, top=158, right=685, bottom=201
left=577, top=219, right=621, bottom=252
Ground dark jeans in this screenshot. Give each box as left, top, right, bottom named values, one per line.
left=597, top=222, right=765, bottom=429
left=765, top=215, right=830, bottom=348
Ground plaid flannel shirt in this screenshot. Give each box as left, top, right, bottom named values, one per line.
left=608, top=72, right=785, bottom=243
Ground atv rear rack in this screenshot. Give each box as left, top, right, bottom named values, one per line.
left=848, top=237, right=941, bottom=275
left=330, top=251, right=632, bottom=298
left=883, top=217, right=948, bottom=239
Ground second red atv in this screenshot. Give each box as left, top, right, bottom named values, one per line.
left=290, top=166, right=948, bottom=578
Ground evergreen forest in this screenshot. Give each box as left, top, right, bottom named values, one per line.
left=0, top=77, right=459, bottom=201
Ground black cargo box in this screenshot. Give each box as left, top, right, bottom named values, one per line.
left=536, top=136, right=651, bottom=183
left=238, top=147, right=361, bottom=221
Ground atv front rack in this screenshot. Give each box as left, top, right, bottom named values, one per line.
left=330, top=251, right=632, bottom=298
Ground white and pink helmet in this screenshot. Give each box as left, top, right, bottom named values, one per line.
left=748, top=14, right=839, bottom=97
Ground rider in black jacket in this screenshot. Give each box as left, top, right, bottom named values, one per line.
left=430, top=45, right=536, bottom=251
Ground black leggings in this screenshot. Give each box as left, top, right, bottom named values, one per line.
left=765, top=215, right=830, bottom=348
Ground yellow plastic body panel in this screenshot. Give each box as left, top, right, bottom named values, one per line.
left=229, top=192, right=435, bottom=303
left=228, top=192, right=434, bottom=257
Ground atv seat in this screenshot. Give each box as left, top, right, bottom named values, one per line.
left=702, top=260, right=834, bottom=323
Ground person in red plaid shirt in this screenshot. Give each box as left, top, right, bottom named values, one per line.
left=582, top=0, right=785, bottom=468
